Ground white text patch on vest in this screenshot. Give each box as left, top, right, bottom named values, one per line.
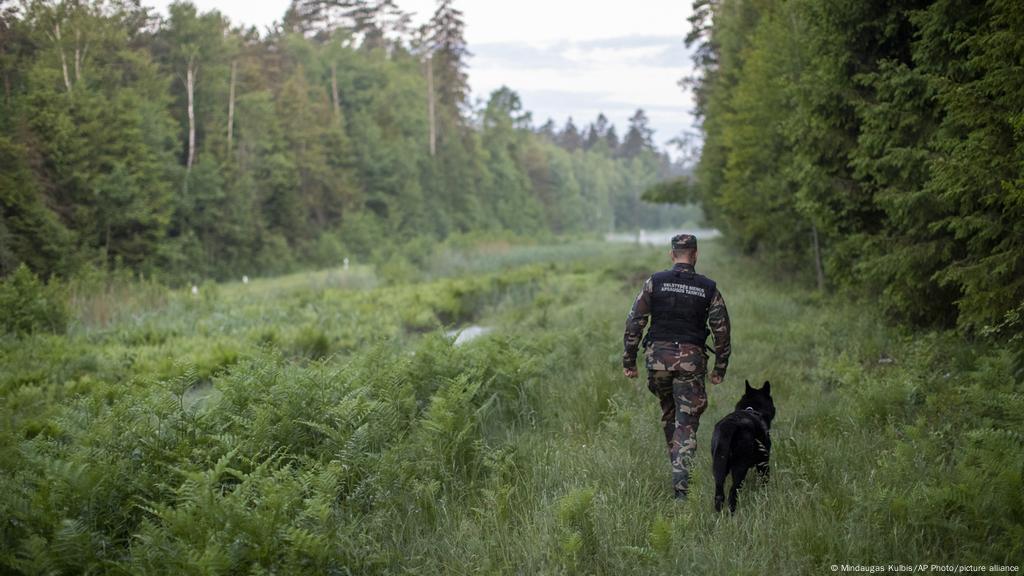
left=660, top=283, right=706, bottom=297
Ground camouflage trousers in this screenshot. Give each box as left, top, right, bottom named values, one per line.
left=647, top=368, right=708, bottom=494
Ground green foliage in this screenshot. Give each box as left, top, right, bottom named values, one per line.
left=0, top=136, right=71, bottom=276
left=292, top=325, right=331, bottom=360
left=0, top=238, right=1020, bottom=573
left=0, top=264, right=68, bottom=336
left=648, top=513, right=672, bottom=557
left=65, top=265, right=169, bottom=330
left=684, top=0, right=1024, bottom=342
left=642, top=177, right=694, bottom=204
left=1, top=1, right=678, bottom=287
left=557, top=487, right=601, bottom=572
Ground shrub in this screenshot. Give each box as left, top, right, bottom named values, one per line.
left=307, top=232, right=347, bottom=269
left=0, top=264, right=68, bottom=336
left=293, top=326, right=331, bottom=360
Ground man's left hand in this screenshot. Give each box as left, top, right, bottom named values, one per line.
left=623, top=367, right=638, bottom=379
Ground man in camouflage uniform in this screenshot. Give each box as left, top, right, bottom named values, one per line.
left=622, top=234, right=731, bottom=499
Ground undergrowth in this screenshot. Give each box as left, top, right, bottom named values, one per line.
left=0, top=240, right=1019, bottom=574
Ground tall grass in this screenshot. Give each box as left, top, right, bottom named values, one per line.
left=0, top=240, right=1019, bottom=574
left=64, top=267, right=170, bottom=333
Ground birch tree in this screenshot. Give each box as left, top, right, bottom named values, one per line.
left=157, top=3, right=228, bottom=172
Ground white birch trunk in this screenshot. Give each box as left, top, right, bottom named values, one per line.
left=331, top=63, right=341, bottom=121
left=186, top=57, right=197, bottom=171
left=73, top=28, right=82, bottom=85
left=53, top=23, right=72, bottom=93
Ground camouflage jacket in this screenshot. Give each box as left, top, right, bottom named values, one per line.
left=622, top=271, right=731, bottom=376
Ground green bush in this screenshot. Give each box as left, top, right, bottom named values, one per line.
left=306, top=232, right=348, bottom=269
left=292, top=326, right=331, bottom=360
left=0, top=264, right=68, bottom=336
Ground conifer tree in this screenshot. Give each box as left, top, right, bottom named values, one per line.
left=584, top=113, right=610, bottom=150
left=559, top=117, right=582, bottom=152
left=604, top=125, right=620, bottom=152
left=621, top=109, right=654, bottom=159
left=537, top=118, right=557, bottom=141
left=427, top=0, right=470, bottom=113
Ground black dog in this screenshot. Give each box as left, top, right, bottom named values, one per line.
left=711, top=380, right=775, bottom=512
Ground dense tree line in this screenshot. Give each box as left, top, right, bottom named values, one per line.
left=0, top=0, right=688, bottom=283
left=677, top=0, right=1022, bottom=345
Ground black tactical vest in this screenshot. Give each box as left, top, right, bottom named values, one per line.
left=647, top=263, right=717, bottom=347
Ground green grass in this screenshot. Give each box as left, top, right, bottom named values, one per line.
left=0, top=240, right=1020, bottom=574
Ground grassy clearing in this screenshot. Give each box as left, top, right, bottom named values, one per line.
left=1, top=240, right=1020, bottom=574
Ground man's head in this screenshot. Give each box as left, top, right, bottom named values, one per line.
left=670, top=233, right=698, bottom=264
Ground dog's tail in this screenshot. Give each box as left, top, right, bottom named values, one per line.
left=711, top=421, right=735, bottom=511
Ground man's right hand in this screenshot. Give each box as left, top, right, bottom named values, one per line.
left=623, top=367, right=638, bottom=379
left=710, top=372, right=723, bottom=386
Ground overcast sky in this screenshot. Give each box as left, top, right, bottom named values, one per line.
left=145, top=1, right=698, bottom=151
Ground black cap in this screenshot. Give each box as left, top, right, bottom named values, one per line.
left=671, top=234, right=697, bottom=250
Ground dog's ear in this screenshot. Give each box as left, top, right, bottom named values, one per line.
left=762, top=381, right=771, bottom=394
left=745, top=380, right=752, bottom=392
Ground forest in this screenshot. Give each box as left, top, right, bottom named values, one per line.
left=0, top=0, right=692, bottom=283
left=669, top=0, right=1023, bottom=358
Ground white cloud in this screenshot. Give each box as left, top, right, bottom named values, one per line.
left=472, top=64, right=691, bottom=110
left=458, top=1, right=692, bottom=45
left=560, top=44, right=669, bottom=66
left=471, top=34, right=696, bottom=145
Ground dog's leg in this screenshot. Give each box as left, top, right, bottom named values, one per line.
left=756, top=461, right=770, bottom=486
left=713, top=467, right=727, bottom=512
left=711, top=427, right=728, bottom=512
left=728, top=464, right=749, bottom=514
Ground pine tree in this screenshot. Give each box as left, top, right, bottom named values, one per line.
left=537, top=118, right=557, bottom=141
left=620, top=109, right=654, bottom=159
left=423, top=0, right=483, bottom=231
left=583, top=113, right=609, bottom=150
left=292, top=0, right=408, bottom=41
left=427, top=0, right=470, bottom=113
left=0, top=136, right=70, bottom=275
left=559, top=117, right=582, bottom=152
left=604, top=125, right=620, bottom=152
